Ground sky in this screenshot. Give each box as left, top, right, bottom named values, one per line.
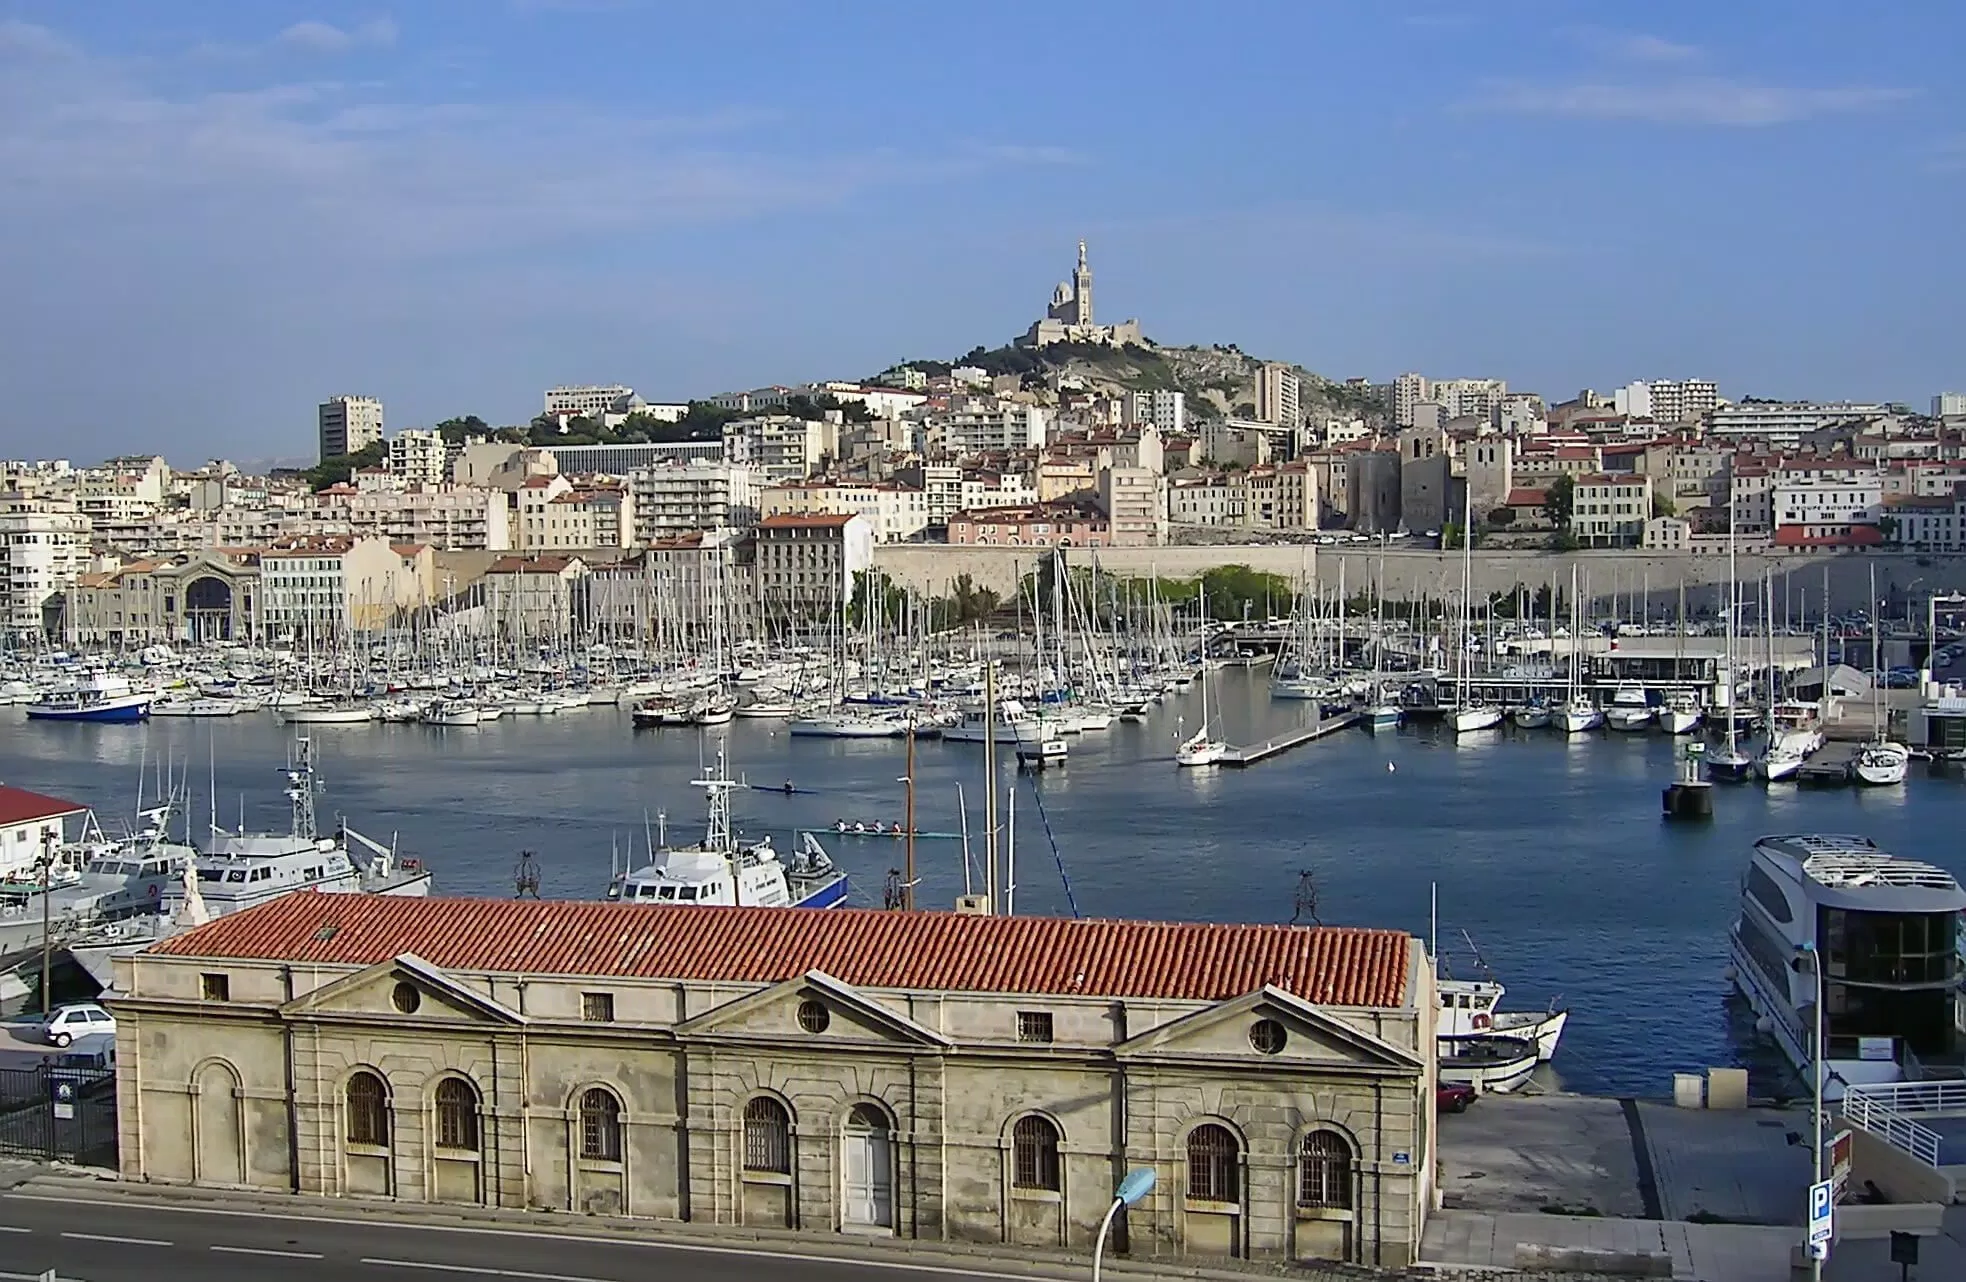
left=0, top=0, right=1961, bottom=463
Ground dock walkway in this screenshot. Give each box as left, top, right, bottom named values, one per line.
left=1222, top=712, right=1360, bottom=766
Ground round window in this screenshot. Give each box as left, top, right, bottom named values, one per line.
left=797, top=999, right=830, bottom=1034
left=1250, top=1018, right=1287, bottom=1055
left=392, top=982, right=422, bottom=1014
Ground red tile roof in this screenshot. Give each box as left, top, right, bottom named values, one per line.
left=148, top=895, right=1413, bottom=1008
left=1504, top=487, right=1548, bottom=507
left=757, top=513, right=856, bottom=529
left=0, top=784, right=87, bottom=828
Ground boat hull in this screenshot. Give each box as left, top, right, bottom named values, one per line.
left=1437, top=1035, right=1540, bottom=1094
left=1451, top=706, right=1503, bottom=733
left=26, top=697, right=152, bottom=723
left=1660, top=708, right=1702, bottom=735
left=1605, top=708, right=1655, bottom=732
left=1510, top=707, right=1552, bottom=730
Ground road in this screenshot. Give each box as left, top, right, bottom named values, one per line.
left=0, top=1190, right=1077, bottom=1282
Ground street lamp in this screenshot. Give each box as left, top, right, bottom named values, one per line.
left=1796, top=939, right=1826, bottom=1278
left=1092, top=1167, right=1156, bottom=1281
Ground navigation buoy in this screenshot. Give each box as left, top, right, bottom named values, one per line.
left=1386, top=761, right=1396, bottom=773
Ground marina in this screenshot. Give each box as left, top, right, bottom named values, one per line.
left=4, top=662, right=1964, bottom=1098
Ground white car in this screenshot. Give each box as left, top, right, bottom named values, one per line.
left=43, top=1002, right=115, bottom=1047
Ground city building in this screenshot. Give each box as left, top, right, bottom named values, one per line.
left=1770, top=473, right=1884, bottom=547
left=1396, top=428, right=1452, bottom=534
left=319, top=396, right=385, bottom=462
left=1391, top=373, right=1428, bottom=429
left=1096, top=466, right=1168, bottom=545
left=1018, top=241, right=1144, bottom=348
left=1462, top=438, right=1515, bottom=520
left=723, top=417, right=834, bottom=483
left=587, top=532, right=743, bottom=634
left=115, top=893, right=1433, bottom=1265
left=387, top=430, right=450, bottom=486
left=0, top=493, right=92, bottom=639
left=1255, top=364, right=1301, bottom=431
left=1643, top=380, right=1719, bottom=424
left=1934, top=392, right=1966, bottom=418
left=708, top=386, right=799, bottom=414
left=1125, top=389, right=1187, bottom=437
left=544, top=385, right=637, bottom=419
left=1427, top=379, right=1507, bottom=425
left=481, top=555, right=589, bottom=641
left=1885, top=488, right=1966, bottom=552
left=259, top=536, right=428, bottom=641
left=752, top=513, right=873, bottom=617
left=948, top=504, right=1110, bottom=548
left=313, top=484, right=513, bottom=552
left=539, top=441, right=722, bottom=476
left=760, top=481, right=929, bottom=544
left=1570, top=474, right=1653, bottom=547
left=928, top=404, right=1049, bottom=457
left=65, top=548, right=262, bottom=646
left=628, top=461, right=761, bottom=540
left=512, top=477, right=635, bottom=553
left=1642, top=516, right=1691, bottom=550
left=1704, top=401, right=1887, bottom=444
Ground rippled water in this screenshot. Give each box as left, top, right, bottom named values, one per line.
left=3, top=670, right=1958, bottom=1097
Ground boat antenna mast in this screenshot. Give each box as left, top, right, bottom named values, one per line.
left=286, top=734, right=318, bottom=841
left=513, top=849, right=541, bottom=899
left=691, top=747, right=738, bottom=849
left=1289, top=868, right=1322, bottom=927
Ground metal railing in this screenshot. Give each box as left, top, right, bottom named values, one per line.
left=1840, top=1080, right=1966, bottom=1168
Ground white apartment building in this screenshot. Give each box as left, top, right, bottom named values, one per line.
left=587, top=532, right=742, bottom=634
left=1647, top=380, right=1718, bottom=424
left=928, top=404, right=1048, bottom=456
left=1571, top=473, right=1653, bottom=547
left=513, top=476, right=634, bottom=552
left=890, top=465, right=1036, bottom=526
left=1125, top=389, right=1187, bottom=437
left=1430, top=378, right=1508, bottom=424
left=314, top=484, right=512, bottom=551
left=628, top=461, right=760, bottom=539
left=760, top=481, right=929, bottom=544
left=1886, top=490, right=1966, bottom=552
left=1255, top=363, right=1300, bottom=429
left=0, top=494, right=93, bottom=638
left=544, top=385, right=635, bottom=418
left=319, top=395, right=385, bottom=462
left=1170, top=476, right=1241, bottom=526
left=1096, top=466, right=1168, bottom=546
left=1496, top=394, right=1546, bottom=437
left=708, top=386, right=798, bottom=414
left=1771, top=474, right=1884, bottom=542
left=808, top=382, right=930, bottom=419
left=1392, top=373, right=1428, bottom=429
left=481, top=556, right=588, bottom=643
left=388, top=429, right=449, bottom=486
left=752, top=513, right=874, bottom=619
left=260, top=536, right=427, bottom=640
left=1165, top=464, right=1311, bottom=537
left=1705, top=401, right=1887, bottom=444
left=721, top=416, right=833, bottom=482
left=1934, top=392, right=1966, bottom=418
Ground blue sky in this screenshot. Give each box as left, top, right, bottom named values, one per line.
left=0, top=1, right=1959, bottom=462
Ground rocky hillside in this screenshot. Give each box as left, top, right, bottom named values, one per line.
left=881, top=341, right=1387, bottom=428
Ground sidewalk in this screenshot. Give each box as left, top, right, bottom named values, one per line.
left=1423, top=1210, right=1798, bottom=1282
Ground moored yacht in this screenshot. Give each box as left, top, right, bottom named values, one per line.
left=1850, top=740, right=1910, bottom=787
left=1509, top=699, right=1552, bottom=730
left=1556, top=696, right=1604, bottom=734
left=1659, top=691, right=1703, bottom=735
left=604, top=752, right=847, bottom=908
left=1728, top=834, right=1966, bottom=1100
left=1603, top=682, right=1655, bottom=732
left=25, top=672, right=153, bottom=723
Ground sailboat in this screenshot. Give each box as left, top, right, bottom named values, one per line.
left=1852, top=566, right=1910, bottom=786
left=1175, top=587, right=1230, bottom=767
left=1554, top=565, right=1603, bottom=733
left=1708, top=508, right=1753, bottom=779
left=1450, top=482, right=1502, bottom=733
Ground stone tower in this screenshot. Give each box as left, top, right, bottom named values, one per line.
left=1071, top=239, right=1094, bottom=325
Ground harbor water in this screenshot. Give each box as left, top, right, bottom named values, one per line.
left=2, top=667, right=1958, bottom=1098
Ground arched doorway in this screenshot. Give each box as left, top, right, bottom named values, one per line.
left=185, top=576, right=233, bottom=642
left=840, top=1103, right=894, bottom=1232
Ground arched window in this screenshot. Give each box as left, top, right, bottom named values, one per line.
left=434, top=1078, right=480, bottom=1152
left=1299, top=1131, right=1353, bottom=1209
left=578, top=1088, right=622, bottom=1162
left=1186, top=1123, right=1239, bottom=1203
left=345, top=1071, right=389, bottom=1147
left=1011, top=1115, right=1061, bottom=1192
left=742, top=1096, right=791, bottom=1174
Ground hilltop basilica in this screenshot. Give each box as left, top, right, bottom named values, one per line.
left=1017, top=240, right=1145, bottom=349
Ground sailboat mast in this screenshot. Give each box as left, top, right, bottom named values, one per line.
left=903, top=717, right=917, bottom=912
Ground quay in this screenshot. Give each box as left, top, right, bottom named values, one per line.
left=1221, top=711, right=1359, bottom=765
left=1799, top=743, right=1859, bottom=785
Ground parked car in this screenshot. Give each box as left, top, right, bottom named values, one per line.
left=42, top=1002, right=115, bottom=1048
left=1437, top=1082, right=1478, bottom=1114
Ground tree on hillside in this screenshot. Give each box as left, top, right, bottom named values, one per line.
left=1541, top=474, right=1576, bottom=527
left=304, top=440, right=387, bottom=491
left=435, top=416, right=489, bottom=442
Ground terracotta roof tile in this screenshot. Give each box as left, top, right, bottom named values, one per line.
left=148, top=895, right=1413, bottom=1008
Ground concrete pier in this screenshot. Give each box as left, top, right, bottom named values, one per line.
left=1221, top=712, right=1359, bottom=765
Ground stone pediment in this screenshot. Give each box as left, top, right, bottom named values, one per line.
left=1115, top=985, right=1421, bottom=1072
left=676, top=970, right=951, bottom=1050
left=281, top=953, right=526, bottom=1027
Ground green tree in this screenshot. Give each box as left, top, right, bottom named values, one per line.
left=1541, top=474, right=1576, bottom=527
left=1652, top=493, right=1677, bottom=518
left=301, top=440, right=387, bottom=491
left=937, top=573, right=1001, bottom=628
left=435, top=416, right=489, bottom=443
left=1488, top=506, right=1516, bottom=527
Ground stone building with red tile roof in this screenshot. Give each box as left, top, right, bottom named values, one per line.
left=113, top=894, right=1435, bottom=1265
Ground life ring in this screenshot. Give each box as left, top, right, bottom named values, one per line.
left=1471, top=1013, right=1490, bottom=1030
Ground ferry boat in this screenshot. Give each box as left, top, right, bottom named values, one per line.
left=25, top=673, right=153, bottom=723
left=604, top=752, right=847, bottom=908
left=1727, top=834, right=1966, bottom=1101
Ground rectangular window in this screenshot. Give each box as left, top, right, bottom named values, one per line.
left=582, top=991, right=615, bottom=1023
left=1017, top=1011, right=1054, bottom=1044
left=200, top=972, right=231, bottom=1002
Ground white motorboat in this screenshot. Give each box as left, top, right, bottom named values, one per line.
left=1659, top=692, right=1703, bottom=735
left=735, top=699, right=798, bottom=719
left=1364, top=702, right=1401, bottom=730
left=1604, top=683, right=1655, bottom=731
left=1016, top=737, right=1068, bottom=768
left=1850, top=740, right=1910, bottom=786
left=1728, top=833, right=1966, bottom=1100
left=423, top=700, right=483, bottom=727
left=787, top=710, right=911, bottom=739
left=151, top=695, right=241, bottom=718
left=1065, top=705, right=1114, bottom=732
left=942, top=699, right=1036, bottom=744
left=1438, top=974, right=1570, bottom=1063
left=1437, top=1035, right=1541, bottom=1094
left=281, top=701, right=375, bottom=724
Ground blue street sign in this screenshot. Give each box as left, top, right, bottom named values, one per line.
left=1807, top=1179, right=1834, bottom=1248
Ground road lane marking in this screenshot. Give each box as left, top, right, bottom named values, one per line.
left=0, top=1226, right=27, bottom=1233
left=362, top=1261, right=607, bottom=1282
left=213, top=1244, right=326, bottom=1259
left=62, top=1230, right=172, bottom=1246
left=10, top=1194, right=1064, bottom=1280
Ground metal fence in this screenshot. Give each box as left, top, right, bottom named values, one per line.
left=0, top=1064, right=117, bottom=1167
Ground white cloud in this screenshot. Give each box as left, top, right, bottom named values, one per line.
left=1469, top=78, right=1912, bottom=127
left=276, top=18, right=399, bottom=54
left=1568, top=27, right=1702, bottom=64
left=0, top=18, right=78, bottom=59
